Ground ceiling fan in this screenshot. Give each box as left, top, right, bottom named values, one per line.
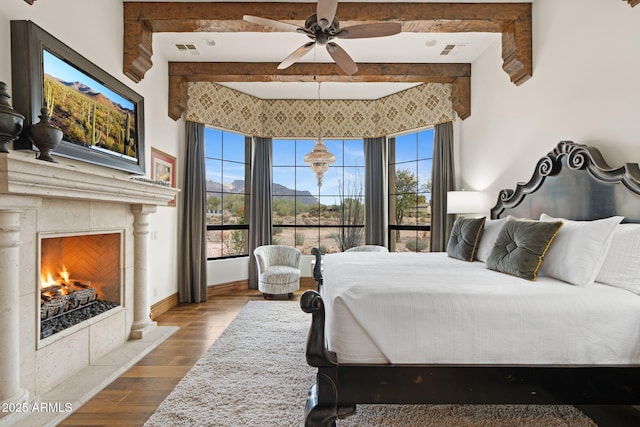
left=243, top=0, right=401, bottom=75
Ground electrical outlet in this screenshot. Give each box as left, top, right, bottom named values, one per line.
left=153, top=288, right=158, bottom=297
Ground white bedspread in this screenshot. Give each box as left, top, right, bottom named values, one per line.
left=321, top=252, right=640, bottom=365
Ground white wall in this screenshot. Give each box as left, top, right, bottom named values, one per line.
left=207, top=256, right=249, bottom=285
left=458, top=0, right=640, bottom=205
left=0, top=1, right=182, bottom=304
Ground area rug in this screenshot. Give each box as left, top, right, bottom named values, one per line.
left=144, top=301, right=596, bottom=427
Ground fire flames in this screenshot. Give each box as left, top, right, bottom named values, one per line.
left=41, top=265, right=72, bottom=292
left=40, top=265, right=97, bottom=317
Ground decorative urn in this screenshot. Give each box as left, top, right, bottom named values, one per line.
left=0, top=81, right=25, bottom=153
left=28, top=107, right=63, bottom=162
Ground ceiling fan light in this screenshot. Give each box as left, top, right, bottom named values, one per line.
left=247, top=1, right=399, bottom=75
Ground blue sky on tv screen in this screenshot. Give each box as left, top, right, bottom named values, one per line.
left=43, top=50, right=133, bottom=110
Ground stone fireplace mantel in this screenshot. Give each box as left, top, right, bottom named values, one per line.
left=0, top=152, right=177, bottom=205
left=0, top=152, right=179, bottom=426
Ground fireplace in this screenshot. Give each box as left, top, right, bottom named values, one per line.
left=0, top=151, right=179, bottom=426
left=39, top=232, right=123, bottom=339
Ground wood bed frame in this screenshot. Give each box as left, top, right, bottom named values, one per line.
left=300, top=141, right=640, bottom=427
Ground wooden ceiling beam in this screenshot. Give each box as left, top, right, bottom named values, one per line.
left=168, top=62, right=472, bottom=120
left=124, top=2, right=530, bottom=32
left=169, top=62, right=470, bottom=83
left=124, top=2, right=532, bottom=85
left=502, top=19, right=532, bottom=86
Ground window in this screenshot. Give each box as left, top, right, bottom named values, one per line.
left=272, top=138, right=364, bottom=254
left=389, top=128, right=433, bottom=252
left=204, top=128, right=250, bottom=259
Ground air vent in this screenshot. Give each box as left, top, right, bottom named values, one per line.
left=175, top=43, right=200, bottom=55
left=440, top=43, right=467, bottom=56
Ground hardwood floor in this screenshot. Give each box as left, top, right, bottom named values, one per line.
left=59, top=283, right=313, bottom=427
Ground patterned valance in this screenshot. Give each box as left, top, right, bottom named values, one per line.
left=185, top=82, right=454, bottom=138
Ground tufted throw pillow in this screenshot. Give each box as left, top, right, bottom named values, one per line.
left=447, top=216, right=486, bottom=261
left=486, top=219, right=563, bottom=281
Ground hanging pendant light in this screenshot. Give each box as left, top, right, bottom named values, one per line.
left=304, top=82, right=335, bottom=187
left=304, top=139, right=335, bottom=187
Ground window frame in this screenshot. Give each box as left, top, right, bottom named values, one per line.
left=388, top=128, right=434, bottom=252
left=271, top=137, right=365, bottom=254
left=204, top=128, right=252, bottom=260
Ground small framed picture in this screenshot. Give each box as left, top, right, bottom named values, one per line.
left=151, top=148, right=176, bottom=206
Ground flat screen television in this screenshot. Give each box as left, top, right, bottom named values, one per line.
left=10, top=20, right=145, bottom=174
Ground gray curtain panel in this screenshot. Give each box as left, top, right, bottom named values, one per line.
left=364, top=137, right=388, bottom=247
left=430, top=121, right=456, bottom=252
left=179, top=121, right=208, bottom=303
left=248, top=136, right=273, bottom=289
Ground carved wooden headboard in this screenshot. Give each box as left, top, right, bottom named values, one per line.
left=490, top=141, right=640, bottom=223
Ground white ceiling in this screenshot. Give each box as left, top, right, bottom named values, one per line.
left=141, top=1, right=531, bottom=100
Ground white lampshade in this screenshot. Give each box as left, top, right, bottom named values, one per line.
left=447, top=191, right=487, bottom=214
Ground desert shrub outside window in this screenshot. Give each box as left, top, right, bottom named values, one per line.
left=389, top=128, right=433, bottom=252
left=272, top=138, right=365, bottom=254
left=204, top=127, right=250, bottom=259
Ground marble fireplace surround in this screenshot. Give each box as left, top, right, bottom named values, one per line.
left=0, top=152, right=179, bottom=426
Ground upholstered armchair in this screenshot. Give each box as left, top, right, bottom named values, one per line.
left=253, top=245, right=301, bottom=299
left=345, top=245, right=389, bottom=253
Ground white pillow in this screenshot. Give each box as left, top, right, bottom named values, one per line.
left=539, top=213, right=624, bottom=286
left=475, top=216, right=514, bottom=263
left=595, top=224, right=640, bottom=294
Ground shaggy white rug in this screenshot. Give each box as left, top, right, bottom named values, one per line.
left=144, top=301, right=596, bottom=427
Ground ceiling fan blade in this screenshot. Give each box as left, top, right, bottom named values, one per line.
left=326, top=42, right=358, bottom=75
left=243, top=15, right=301, bottom=32
left=278, top=42, right=316, bottom=70
left=317, top=0, right=339, bottom=29
left=336, top=22, right=402, bottom=39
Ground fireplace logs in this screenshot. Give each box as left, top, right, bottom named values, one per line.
left=40, top=275, right=117, bottom=339
left=40, top=280, right=97, bottom=319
